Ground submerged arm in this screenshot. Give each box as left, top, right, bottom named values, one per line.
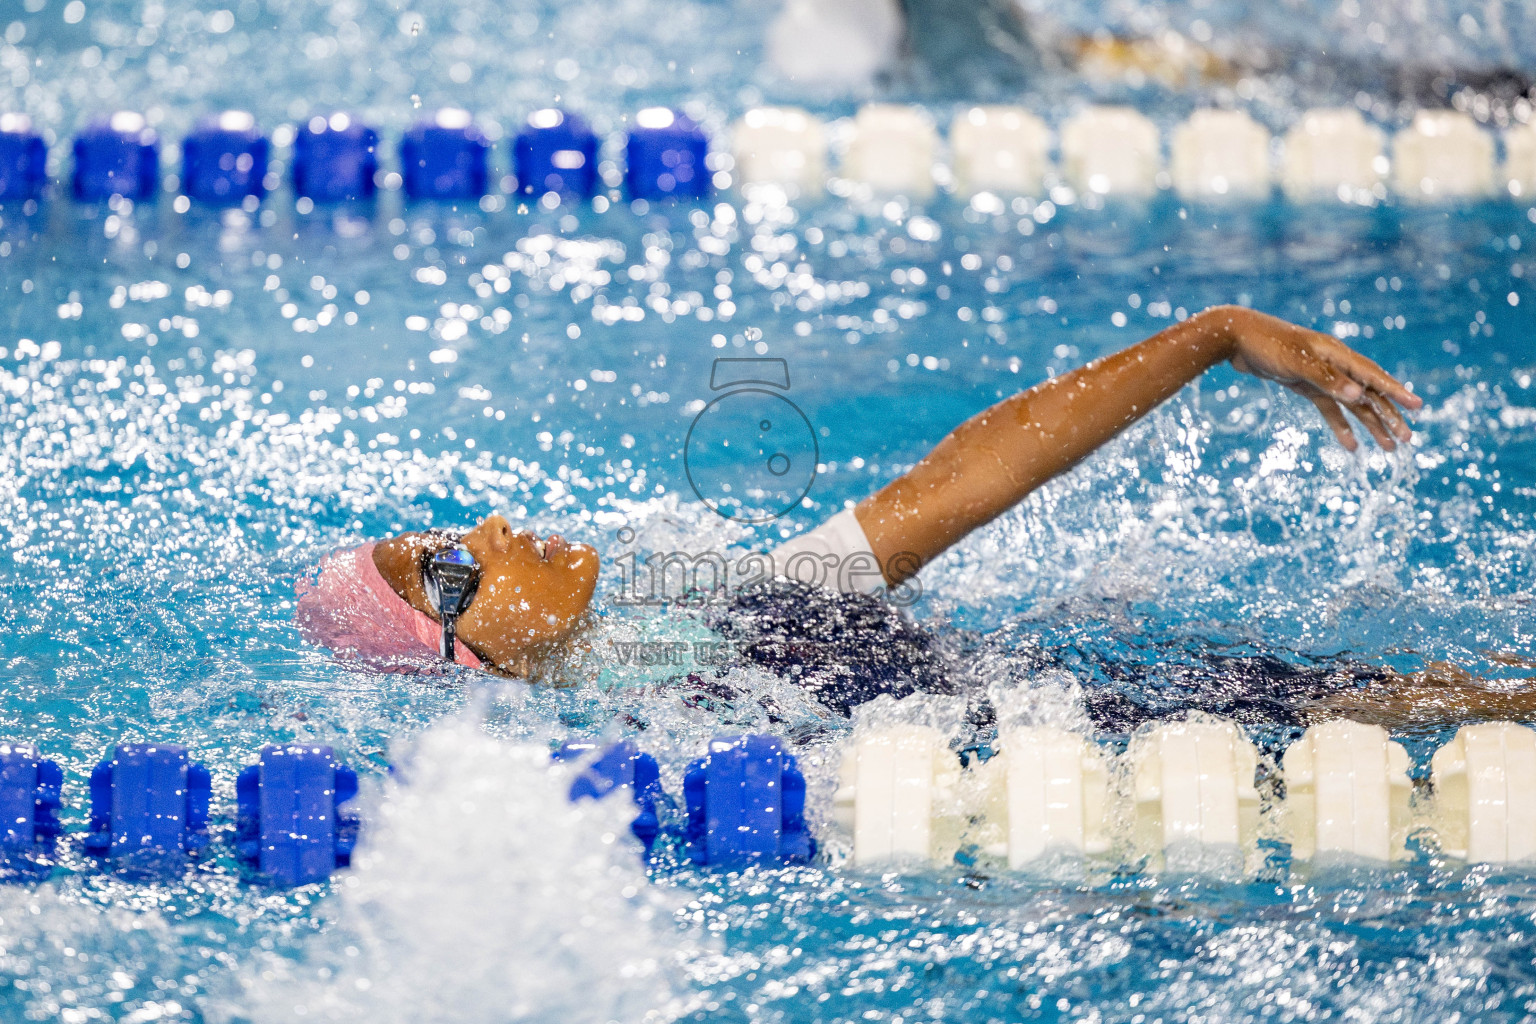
left=855, top=305, right=1421, bottom=585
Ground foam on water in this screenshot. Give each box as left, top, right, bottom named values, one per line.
left=0, top=885, right=196, bottom=1021
left=219, top=713, right=695, bottom=1023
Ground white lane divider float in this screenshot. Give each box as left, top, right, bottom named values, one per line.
left=1430, top=722, right=1536, bottom=864
left=970, top=726, right=1111, bottom=869
left=731, top=106, right=827, bottom=195
left=1391, top=109, right=1495, bottom=200
left=948, top=105, right=1051, bottom=197
left=841, top=104, right=939, bottom=199
left=1280, top=107, right=1388, bottom=201
left=1170, top=108, right=1272, bottom=199
left=1059, top=105, right=1161, bottom=198
left=1503, top=123, right=1536, bottom=200
left=1130, top=718, right=1260, bottom=873
left=1282, top=719, right=1411, bottom=863
left=833, top=725, right=964, bottom=865
left=830, top=713, right=1536, bottom=877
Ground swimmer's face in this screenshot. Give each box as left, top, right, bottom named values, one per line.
left=451, top=514, right=599, bottom=663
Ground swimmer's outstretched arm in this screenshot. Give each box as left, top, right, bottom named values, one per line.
left=855, top=305, right=1422, bottom=585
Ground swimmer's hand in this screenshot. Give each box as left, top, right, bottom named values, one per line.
left=1216, top=305, right=1423, bottom=452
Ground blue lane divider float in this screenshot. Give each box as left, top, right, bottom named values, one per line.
left=181, top=111, right=269, bottom=204
left=552, top=739, right=665, bottom=854
left=236, top=744, right=359, bottom=886
left=683, top=734, right=813, bottom=868
left=292, top=114, right=379, bottom=203
left=625, top=107, right=711, bottom=201
left=3, top=107, right=719, bottom=207
left=85, top=743, right=211, bottom=875
left=0, top=114, right=48, bottom=201
left=514, top=109, right=599, bottom=200
left=72, top=112, right=159, bottom=202
left=0, top=742, right=63, bottom=879
left=400, top=108, right=489, bottom=201
left=0, top=731, right=814, bottom=886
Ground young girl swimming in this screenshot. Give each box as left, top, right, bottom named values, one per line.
left=297, top=304, right=1440, bottom=722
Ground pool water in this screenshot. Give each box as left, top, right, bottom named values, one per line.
left=2, top=0, right=1536, bottom=1022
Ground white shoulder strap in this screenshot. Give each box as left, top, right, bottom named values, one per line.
left=765, top=508, right=886, bottom=595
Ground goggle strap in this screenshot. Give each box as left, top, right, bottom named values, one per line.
left=439, top=610, right=458, bottom=661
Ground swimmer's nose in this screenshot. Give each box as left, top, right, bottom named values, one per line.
left=478, top=513, right=514, bottom=552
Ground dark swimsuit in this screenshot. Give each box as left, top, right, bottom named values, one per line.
left=698, top=578, right=1384, bottom=752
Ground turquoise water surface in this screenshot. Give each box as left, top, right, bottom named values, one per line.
left=0, top=0, right=1535, bottom=1021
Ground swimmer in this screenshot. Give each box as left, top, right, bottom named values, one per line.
left=789, top=0, right=1536, bottom=125
left=297, top=304, right=1444, bottom=717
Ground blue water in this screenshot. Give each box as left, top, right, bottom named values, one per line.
left=2, top=0, right=1536, bottom=1021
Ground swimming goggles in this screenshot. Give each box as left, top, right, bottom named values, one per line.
left=421, top=540, right=482, bottom=661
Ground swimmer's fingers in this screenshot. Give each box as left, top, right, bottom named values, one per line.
left=1297, top=332, right=1416, bottom=446
left=1295, top=380, right=1402, bottom=451
left=1358, top=387, right=1412, bottom=444
left=1343, top=391, right=1399, bottom=450
left=1311, top=330, right=1423, bottom=412
left=1291, top=382, right=1359, bottom=452
left=1291, top=347, right=1367, bottom=406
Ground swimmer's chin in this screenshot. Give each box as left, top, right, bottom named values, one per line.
left=469, top=613, right=601, bottom=685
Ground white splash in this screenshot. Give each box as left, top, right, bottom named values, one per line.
left=228, top=717, right=697, bottom=1023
